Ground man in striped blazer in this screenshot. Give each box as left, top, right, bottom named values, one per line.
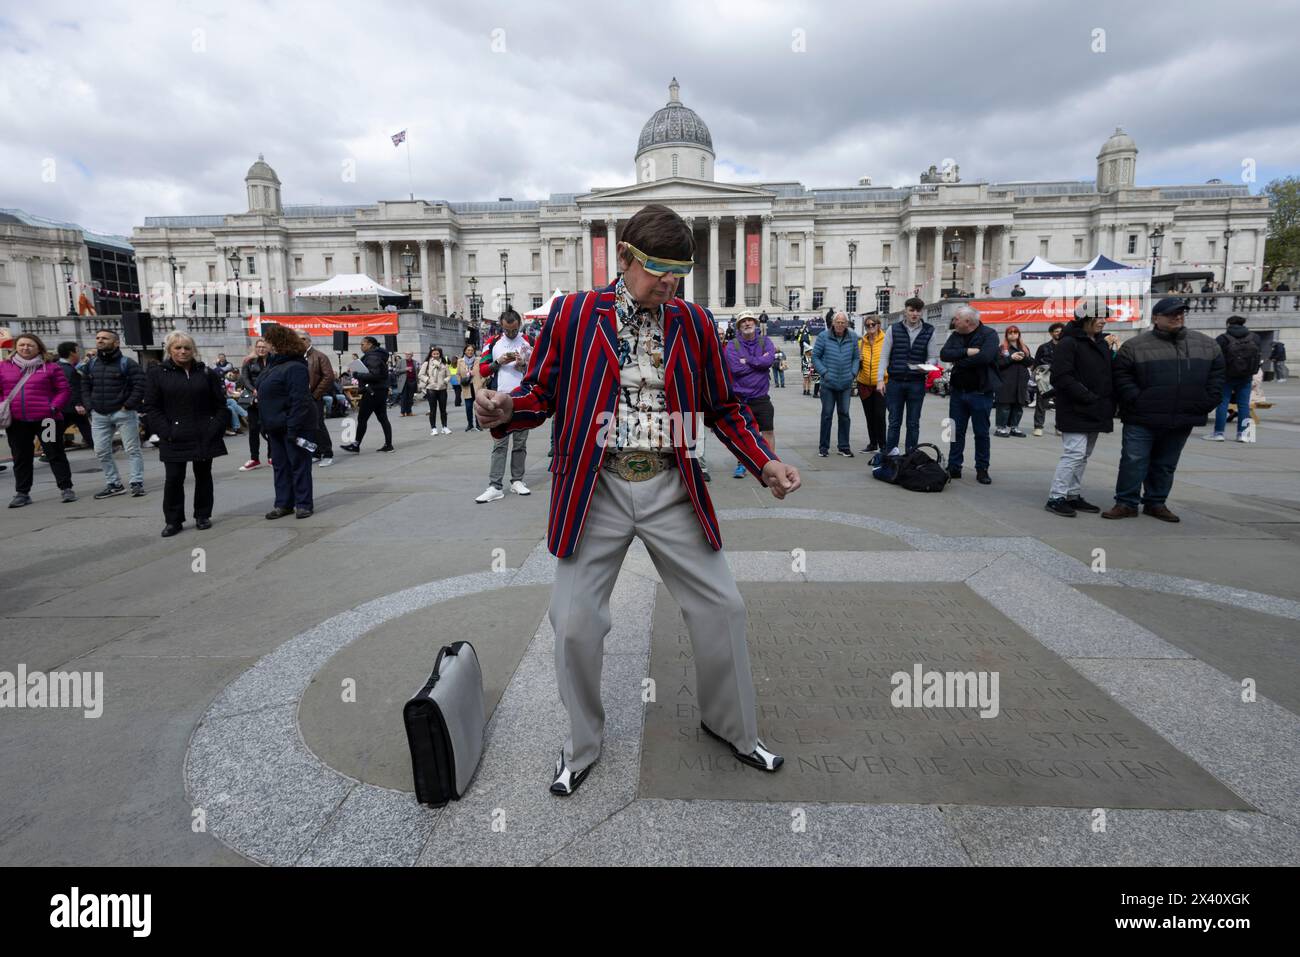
left=476, top=204, right=802, bottom=796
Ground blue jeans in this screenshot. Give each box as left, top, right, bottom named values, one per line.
left=226, top=398, right=248, bottom=426
left=819, top=385, right=852, bottom=452
left=948, top=390, right=994, bottom=471
left=885, top=378, right=926, bottom=452
left=1114, top=423, right=1192, bottom=508
left=1214, top=378, right=1252, bottom=436
left=90, top=409, right=144, bottom=487
left=773, top=367, right=785, bottom=388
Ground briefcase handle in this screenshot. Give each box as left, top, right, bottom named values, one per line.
left=431, top=642, right=464, bottom=684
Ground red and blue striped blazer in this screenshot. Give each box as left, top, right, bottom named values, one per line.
left=490, top=285, right=777, bottom=558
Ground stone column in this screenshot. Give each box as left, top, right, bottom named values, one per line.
left=15, top=258, right=34, bottom=317
left=568, top=235, right=578, bottom=292
left=760, top=214, right=772, bottom=309
left=681, top=217, right=695, bottom=302
left=708, top=216, right=721, bottom=310
left=605, top=219, right=617, bottom=285
left=44, top=260, right=62, bottom=316
left=578, top=220, right=590, bottom=291
left=380, top=240, right=392, bottom=290
left=419, top=241, right=431, bottom=311
left=734, top=217, right=746, bottom=307
left=281, top=246, right=291, bottom=310
left=255, top=245, right=271, bottom=311
left=904, top=227, right=918, bottom=297
left=972, top=225, right=986, bottom=295
left=1107, top=224, right=1118, bottom=258
left=774, top=231, right=785, bottom=308
left=540, top=238, right=552, bottom=298
left=932, top=227, right=945, bottom=301
left=442, top=240, right=456, bottom=315
left=803, top=229, right=814, bottom=308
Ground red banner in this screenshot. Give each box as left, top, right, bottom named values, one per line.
left=968, top=297, right=1141, bottom=325
left=592, top=236, right=607, bottom=285
left=244, top=313, right=400, bottom=337
left=746, top=232, right=760, bottom=285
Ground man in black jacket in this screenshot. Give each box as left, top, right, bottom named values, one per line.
left=78, top=328, right=147, bottom=498
left=1045, top=302, right=1115, bottom=517
left=1103, top=298, right=1225, bottom=522
left=939, top=304, right=1001, bottom=484
left=55, top=342, right=93, bottom=449
left=1272, top=339, right=1288, bottom=382
left=1207, top=315, right=1261, bottom=441
left=1032, top=322, right=1065, bottom=435
left=339, top=336, right=394, bottom=453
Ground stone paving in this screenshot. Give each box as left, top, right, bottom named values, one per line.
left=2, top=381, right=1299, bottom=865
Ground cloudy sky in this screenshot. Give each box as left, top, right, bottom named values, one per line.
left=2, top=0, right=1296, bottom=237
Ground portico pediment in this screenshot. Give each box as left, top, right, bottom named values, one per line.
left=582, top=178, right=775, bottom=205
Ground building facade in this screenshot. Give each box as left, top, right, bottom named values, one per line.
left=112, top=79, right=1265, bottom=329
left=0, top=210, right=139, bottom=319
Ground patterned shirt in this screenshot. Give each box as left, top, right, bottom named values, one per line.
left=612, top=277, right=673, bottom=452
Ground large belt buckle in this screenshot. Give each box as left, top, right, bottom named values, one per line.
left=607, top=450, right=668, bottom=482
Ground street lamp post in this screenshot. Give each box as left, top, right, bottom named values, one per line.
left=401, top=244, right=415, bottom=305
left=59, top=255, right=76, bottom=316
left=946, top=231, right=963, bottom=297
left=167, top=254, right=180, bottom=317
left=468, top=275, right=481, bottom=345
left=227, top=248, right=242, bottom=319
left=499, top=250, right=510, bottom=310
left=1148, top=226, right=1164, bottom=284
left=1222, top=226, right=1236, bottom=290
left=879, top=264, right=892, bottom=315
left=847, top=239, right=858, bottom=314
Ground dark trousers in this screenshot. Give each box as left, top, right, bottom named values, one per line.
left=452, top=383, right=463, bottom=407
left=246, top=404, right=262, bottom=460
left=355, top=389, right=393, bottom=446
left=266, top=432, right=314, bottom=510
left=63, top=411, right=93, bottom=447
left=464, top=383, right=477, bottom=428
left=885, top=378, right=926, bottom=452
left=948, top=389, right=995, bottom=471
left=400, top=378, right=416, bottom=415
left=426, top=389, right=448, bottom=428
left=7, top=419, right=72, bottom=494
left=312, top=398, right=333, bottom=456
left=1033, top=393, right=1053, bottom=430
left=995, top=403, right=1025, bottom=429
left=163, top=459, right=213, bottom=525
left=856, top=385, right=887, bottom=449
left=818, top=385, right=852, bottom=453
left=1114, top=423, right=1192, bottom=508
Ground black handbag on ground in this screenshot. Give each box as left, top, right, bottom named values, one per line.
left=403, top=641, right=486, bottom=806
left=872, top=443, right=950, bottom=493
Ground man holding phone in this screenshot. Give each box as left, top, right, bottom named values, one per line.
left=473, top=308, right=534, bottom=503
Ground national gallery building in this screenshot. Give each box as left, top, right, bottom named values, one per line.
left=127, top=79, right=1268, bottom=323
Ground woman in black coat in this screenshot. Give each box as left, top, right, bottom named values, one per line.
left=995, top=324, right=1035, bottom=436
left=1044, top=305, right=1116, bottom=516
left=237, top=338, right=270, bottom=470
left=142, top=333, right=230, bottom=536
left=256, top=323, right=316, bottom=520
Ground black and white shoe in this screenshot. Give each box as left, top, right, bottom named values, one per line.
left=701, top=722, right=784, bottom=772
left=1067, top=496, right=1101, bottom=514
left=549, top=751, right=593, bottom=796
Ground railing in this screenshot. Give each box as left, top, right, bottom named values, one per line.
left=1183, top=292, right=1300, bottom=314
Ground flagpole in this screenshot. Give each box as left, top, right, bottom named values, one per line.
left=406, top=136, right=414, bottom=200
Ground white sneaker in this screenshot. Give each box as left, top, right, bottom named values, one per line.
left=1203, top=433, right=1225, bottom=442
left=475, top=486, right=505, bottom=503
left=510, top=480, right=531, bottom=496
left=430, top=428, right=440, bottom=436
left=441, top=426, right=451, bottom=434
left=318, top=457, right=333, bottom=467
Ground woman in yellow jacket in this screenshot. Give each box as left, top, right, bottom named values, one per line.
left=856, top=316, right=887, bottom=452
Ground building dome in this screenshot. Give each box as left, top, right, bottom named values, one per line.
left=245, top=153, right=280, bottom=185
left=1096, top=127, right=1137, bottom=193
left=637, top=78, right=714, bottom=154
left=1099, top=127, right=1136, bottom=155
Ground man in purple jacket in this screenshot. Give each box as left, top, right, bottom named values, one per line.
left=725, top=311, right=777, bottom=477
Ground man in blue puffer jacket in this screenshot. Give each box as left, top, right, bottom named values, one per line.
left=812, top=311, right=861, bottom=457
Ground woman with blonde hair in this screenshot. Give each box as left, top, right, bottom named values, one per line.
left=238, top=337, right=270, bottom=470
left=142, top=331, right=229, bottom=535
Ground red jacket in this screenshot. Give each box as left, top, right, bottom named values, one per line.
left=0, top=359, right=70, bottom=422
left=493, top=287, right=777, bottom=557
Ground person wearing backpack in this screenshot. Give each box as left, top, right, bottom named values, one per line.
left=78, top=327, right=147, bottom=499
left=1207, top=315, right=1262, bottom=442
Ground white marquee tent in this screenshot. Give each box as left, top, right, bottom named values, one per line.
left=989, top=255, right=1149, bottom=298
left=523, top=288, right=565, bottom=320
left=291, top=274, right=402, bottom=312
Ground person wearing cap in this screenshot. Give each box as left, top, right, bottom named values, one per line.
left=812, top=311, right=861, bottom=457
left=474, top=203, right=802, bottom=796
left=725, top=311, right=777, bottom=478
left=1044, top=301, right=1115, bottom=517
left=1031, top=322, right=1066, bottom=436
left=1104, top=297, right=1224, bottom=522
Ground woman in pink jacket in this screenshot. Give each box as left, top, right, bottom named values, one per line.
left=1, top=333, right=75, bottom=507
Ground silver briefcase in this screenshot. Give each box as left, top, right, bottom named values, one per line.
left=403, top=641, right=486, bottom=806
